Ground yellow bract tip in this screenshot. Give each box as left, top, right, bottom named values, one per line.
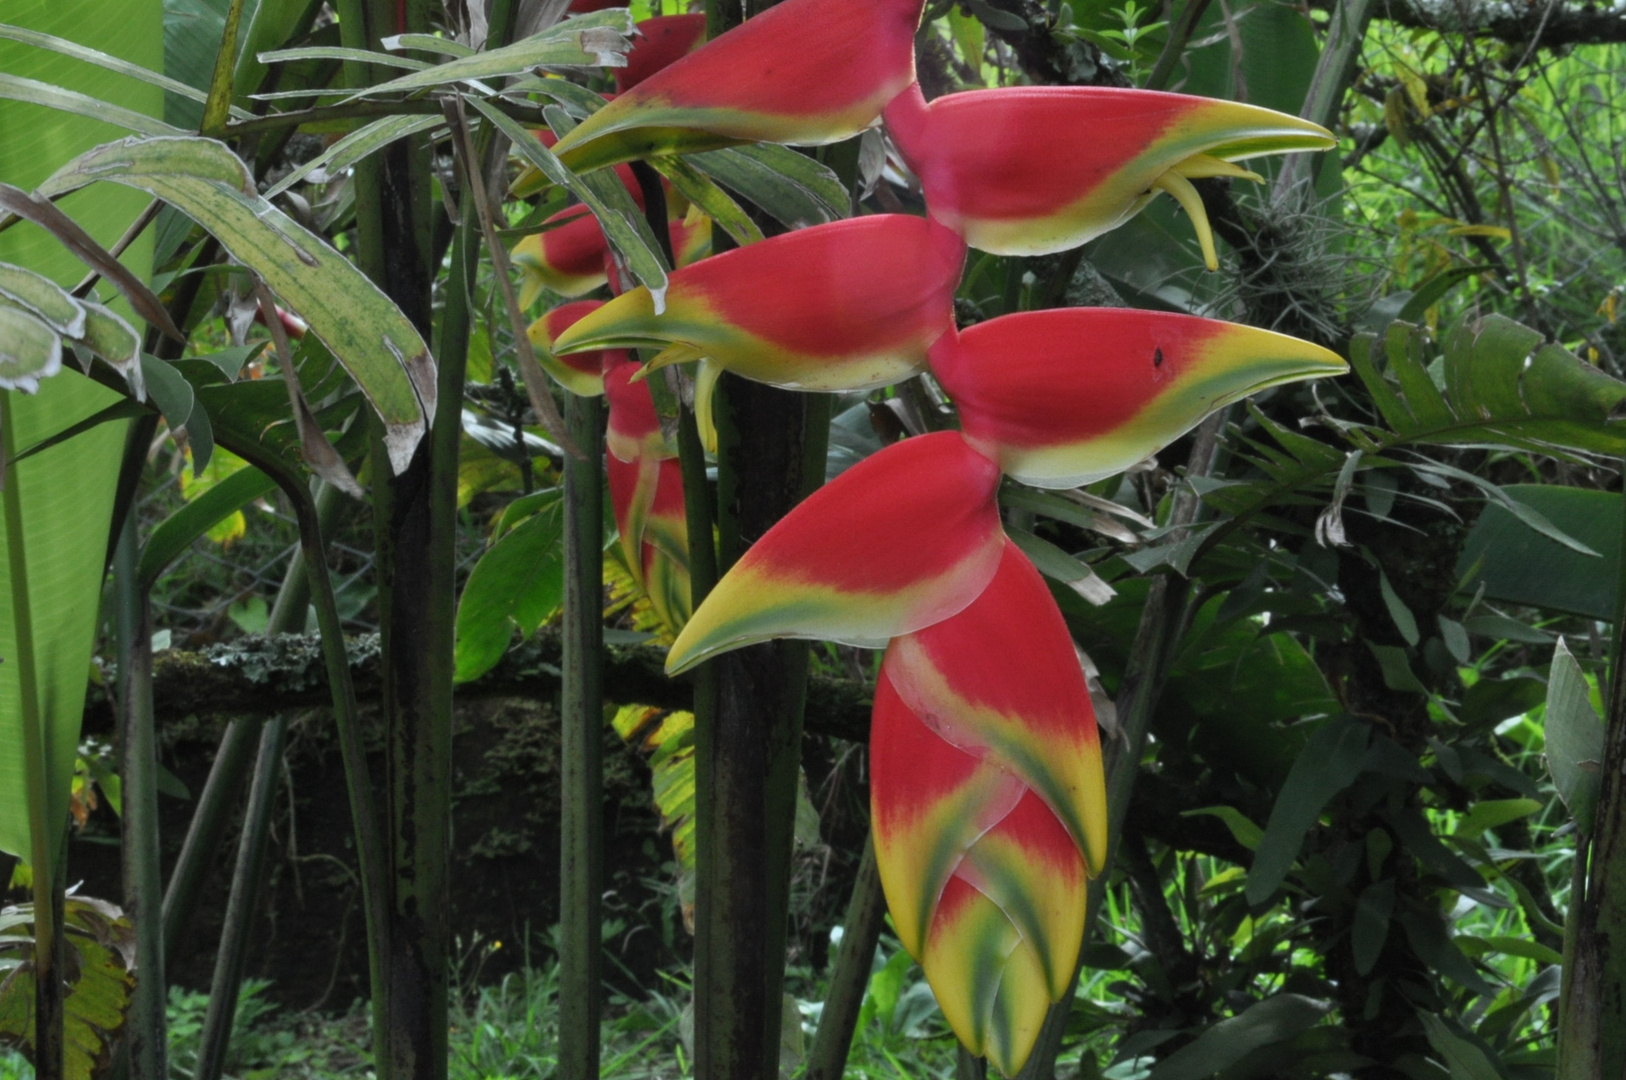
left=1153, top=170, right=1220, bottom=272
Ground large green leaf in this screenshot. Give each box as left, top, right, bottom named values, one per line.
left=0, top=0, right=161, bottom=872
left=1246, top=715, right=1371, bottom=904
left=1147, top=994, right=1331, bottom=1080
left=33, top=135, right=436, bottom=472
left=1455, top=483, right=1620, bottom=620
left=1352, top=316, right=1626, bottom=458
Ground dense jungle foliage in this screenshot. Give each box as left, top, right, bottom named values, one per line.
left=3, top=0, right=1626, bottom=1078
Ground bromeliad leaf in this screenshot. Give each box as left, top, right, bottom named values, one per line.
left=34, top=136, right=436, bottom=473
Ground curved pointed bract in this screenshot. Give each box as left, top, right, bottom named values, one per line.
left=871, top=548, right=1098, bottom=1078
left=664, top=432, right=1004, bottom=674
left=929, top=308, right=1347, bottom=488
left=552, top=215, right=965, bottom=392
left=512, top=207, right=614, bottom=303
left=616, top=15, right=707, bottom=93
left=884, top=540, right=1107, bottom=872
left=525, top=300, right=619, bottom=396
left=883, top=84, right=1335, bottom=264
left=550, top=0, right=924, bottom=171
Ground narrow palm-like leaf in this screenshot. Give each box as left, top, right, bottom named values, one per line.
left=553, top=214, right=964, bottom=392
left=928, top=309, right=1346, bottom=488
left=549, top=0, right=924, bottom=171
left=34, top=135, right=436, bottom=473
left=664, top=432, right=1004, bottom=673
left=883, top=84, right=1334, bottom=264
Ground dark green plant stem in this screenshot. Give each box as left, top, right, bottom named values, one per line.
left=804, top=837, right=887, bottom=1080
left=160, top=719, right=258, bottom=960
left=1015, top=412, right=1224, bottom=1080
left=161, top=482, right=343, bottom=962
left=4, top=394, right=64, bottom=1080
left=113, top=516, right=168, bottom=1080
left=697, top=377, right=830, bottom=1080
left=559, top=391, right=605, bottom=1080
left=1558, top=439, right=1626, bottom=1079
left=1144, top=0, right=1214, bottom=91
left=181, top=480, right=343, bottom=1078
left=193, top=711, right=286, bottom=1080
left=342, top=0, right=453, bottom=1070
left=957, top=1047, right=989, bottom=1080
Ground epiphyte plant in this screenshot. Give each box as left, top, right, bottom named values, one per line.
left=529, top=0, right=1347, bottom=1071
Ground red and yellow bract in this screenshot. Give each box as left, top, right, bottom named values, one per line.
left=664, top=432, right=1004, bottom=673
left=549, top=0, right=925, bottom=171
left=929, top=309, right=1347, bottom=488
left=873, top=539, right=1103, bottom=1074
left=528, top=1, right=1349, bottom=1072
left=550, top=214, right=965, bottom=391
left=884, top=83, right=1335, bottom=265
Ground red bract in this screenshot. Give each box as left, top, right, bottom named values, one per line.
left=664, top=432, right=1004, bottom=674
left=616, top=15, right=707, bottom=93
left=549, top=0, right=925, bottom=171
left=525, top=299, right=619, bottom=396
left=551, top=214, right=965, bottom=391
left=929, top=309, right=1347, bottom=488
left=884, top=83, right=1335, bottom=265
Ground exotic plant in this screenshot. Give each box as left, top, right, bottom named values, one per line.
left=523, top=0, right=1347, bottom=1070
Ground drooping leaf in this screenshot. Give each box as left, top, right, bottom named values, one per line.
left=137, top=463, right=276, bottom=588
left=339, top=9, right=635, bottom=102
left=474, top=99, right=669, bottom=301
left=689, top=143, right=847, bottom=229
left=0, top=304, right=64, bottom=392
left=1146, top=995, right=1331, bottom=1080
left=36, top=135, right=436, bottom=473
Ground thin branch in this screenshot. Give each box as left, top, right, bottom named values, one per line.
left=442, top=94, right=582, bottom=458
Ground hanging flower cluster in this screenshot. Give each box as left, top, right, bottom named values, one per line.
left=523, top=0, right=1348, bottom=1072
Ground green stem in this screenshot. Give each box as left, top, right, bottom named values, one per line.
left=193, top=713, right=286, bottom=1080
left=161, top=482, right=344, bottom=962
left=1557, top=439, right=1626, bottom=1078
left=187, top=481, right=341, bottom=1079
left=113, top=518, right=168, bottom=1080
left=559, top=391, right=605, bottom=1080
left=3, top=393, right=64, bottom=1080
left=803, top=837, right=887, bottom=1080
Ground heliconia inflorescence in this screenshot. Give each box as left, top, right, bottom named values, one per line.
left=515, top=0, right=1348, bottom=1071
